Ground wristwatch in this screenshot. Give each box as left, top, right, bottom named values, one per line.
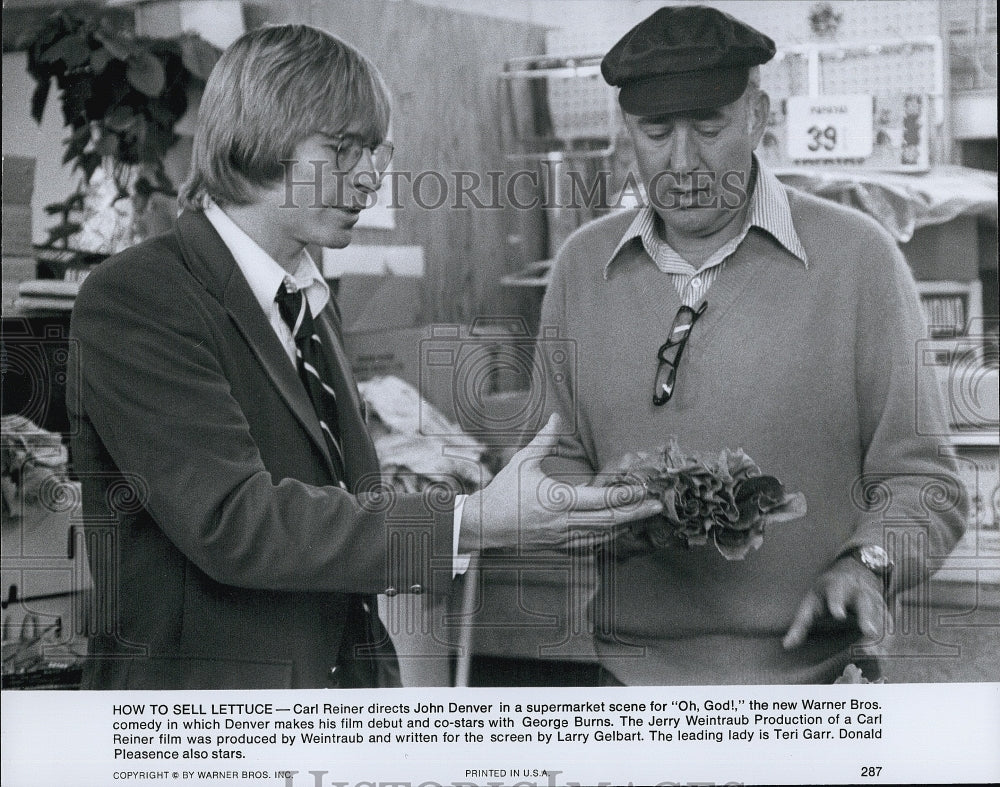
left=852, top=545, right=894, bottom=581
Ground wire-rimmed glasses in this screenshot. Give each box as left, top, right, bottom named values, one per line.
left=332, top=134, right=394, bottom=175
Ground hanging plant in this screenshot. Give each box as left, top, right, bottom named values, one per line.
left=26, top=8, right=220, bottom=255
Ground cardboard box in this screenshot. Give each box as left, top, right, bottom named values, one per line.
left=343, top=326, right=425, bottom=384
left=337, top=274, right=423, bottom=333
left=323, top=244, right=424, bottom=278
left=343, top=326, right=461, bottom=422
left=344, top=320, right=551, bottom=429
left=2, top=156, right=35, bottom=257
left=2, top=156, right=34, bottom=204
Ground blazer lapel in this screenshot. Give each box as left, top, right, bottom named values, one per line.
left=314, top=303, right=381, bottom=485
left=172, top=211, right=337, bottom=478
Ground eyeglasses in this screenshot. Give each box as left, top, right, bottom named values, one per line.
left=332, top=134, right=394, bottom=175
left=652, top=301, right=707, bottom=406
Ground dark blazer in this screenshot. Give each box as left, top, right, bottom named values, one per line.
left=67, top=210, right=454, bottom=689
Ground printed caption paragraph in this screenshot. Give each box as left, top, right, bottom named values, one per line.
left=5, top=685, right=997, bottom=786
left=109, top=695, right=886, bottom=759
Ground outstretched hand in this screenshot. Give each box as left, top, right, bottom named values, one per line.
left=782, top=556, right=889, bottom=650
left=459, top=414, right=663, bottom=553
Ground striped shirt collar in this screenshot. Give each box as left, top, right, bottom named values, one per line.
left=605, top=158, right=808, bottom=279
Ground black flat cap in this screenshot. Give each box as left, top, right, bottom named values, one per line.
left=602, top=5, right=776, bottom=115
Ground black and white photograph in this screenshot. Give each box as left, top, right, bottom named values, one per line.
left=2, top=1, right=998, bottom=785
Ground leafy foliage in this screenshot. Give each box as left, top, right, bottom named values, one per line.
left=25, top=8, right=220, bottom=250
left=604, top=438, right=807, bottom=560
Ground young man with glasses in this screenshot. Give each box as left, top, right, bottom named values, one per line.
left=67, top=24, right=660, bottom=690
left=538, top=6, right=965, bottom=684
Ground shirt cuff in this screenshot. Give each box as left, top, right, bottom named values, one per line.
left=453, top=494, right=472, bottom=577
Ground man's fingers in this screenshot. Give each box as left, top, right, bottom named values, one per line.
left=783, top=592, right=825, bottom=650
left=610, top=498, right=665, bottom=525
left=563, top=530, right=620, bottom=550
left=596, top=451, right=642, bottom=478
left=826, top=578, right=848, bottom=620
left=853, top=586, right=887, bottom=640
left=536, top=481, right=662, bottom=525
left=567, top=483, right=651, bottom=511
left=519, top=413, right=563, bottom=460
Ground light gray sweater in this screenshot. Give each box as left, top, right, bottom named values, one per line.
left=539, top=187, right=966, bottom=684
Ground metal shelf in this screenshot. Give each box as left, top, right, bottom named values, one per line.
left=499, top=52, right=619, bottom=161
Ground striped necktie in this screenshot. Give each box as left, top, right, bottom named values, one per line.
left=275, top=281, right=347, bottom=485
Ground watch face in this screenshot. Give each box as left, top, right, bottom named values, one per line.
left=859, top=545, right=890, bottom=573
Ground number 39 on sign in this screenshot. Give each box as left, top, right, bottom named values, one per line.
left=786, top=94, right=874, bottom=160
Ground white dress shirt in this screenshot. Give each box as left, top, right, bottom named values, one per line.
left=204, top=202, right=469, bottom=574
left=205, top=201, right=329, bottom=367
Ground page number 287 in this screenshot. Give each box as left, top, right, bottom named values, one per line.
left=861, top=766, right=883, bottom=777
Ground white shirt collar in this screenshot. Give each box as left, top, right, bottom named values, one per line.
left=203, top=201, right=329, bottom=318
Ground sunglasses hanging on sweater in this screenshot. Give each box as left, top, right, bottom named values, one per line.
left=652, top=301, right=707, bottom=406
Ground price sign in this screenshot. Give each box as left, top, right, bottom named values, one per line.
left=786, top=94, right=873, bottom=160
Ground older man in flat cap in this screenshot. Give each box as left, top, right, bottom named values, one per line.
left=537, top=5, right=965, bottom=684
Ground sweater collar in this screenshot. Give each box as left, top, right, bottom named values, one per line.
left=605, top=157, right=808, bottom=279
